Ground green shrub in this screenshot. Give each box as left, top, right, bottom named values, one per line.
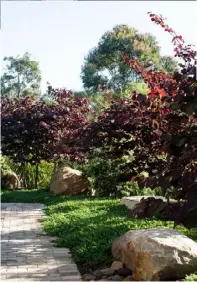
left=119, top=181, right=158, bottom=197
left=81, top=157, right=123, bottom=197
left=0, top=156, right=53, bottom=189
left=184, top=273, right=197, bottom=281
left=22, top=161, right=53, bottom=189
left=79, top=157, right=164, bottom=198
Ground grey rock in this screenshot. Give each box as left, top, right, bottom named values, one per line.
left=100, top=268, right=115, bottom=276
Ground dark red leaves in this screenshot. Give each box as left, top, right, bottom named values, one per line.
left=39, top=121, right=49, bottom=128
left=81, top=12, right=197, bottom=228
left=1, top=88, right=91, bottom=164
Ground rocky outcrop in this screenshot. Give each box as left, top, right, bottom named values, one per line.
left=112, top=228, right=197, bottom=281
left=50, top=166, right=90, bottom=195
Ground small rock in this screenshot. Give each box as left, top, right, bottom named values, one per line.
left=123, top=276, right=133, bottom=281
left=94, top=270, right=103, bottom=280
left=111, top=261, right=123, bottom=271
left=117, top=268, right=132, bottom=277
left=112, top=274, right=124, bottom=281
left=100, top=268, right=115, bottom=276
left=83, top=274, right=95, bottom=281
left=50, top=236, right=57, bottom=242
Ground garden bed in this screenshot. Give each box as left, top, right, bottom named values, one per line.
left=1, top=189, right=197, bottom=275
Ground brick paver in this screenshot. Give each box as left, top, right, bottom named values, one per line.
left=1, top=203, right=81, bottom=282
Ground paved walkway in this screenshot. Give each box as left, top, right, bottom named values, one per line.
left=1, top=203, right=81, bottom=282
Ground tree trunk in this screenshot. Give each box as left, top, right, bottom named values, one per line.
left=35, top=164, right=39, bottom=189
left=22, top=163, right=27, bottom=188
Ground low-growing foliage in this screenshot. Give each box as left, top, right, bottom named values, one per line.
left=184, top=273, right=197, bottom=281
left=1, top=189, right=196, bottom=272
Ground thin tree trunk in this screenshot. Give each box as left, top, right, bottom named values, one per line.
left=35, top=164, right=39, bottom=189
left=22, top=163, right=27, bottom=188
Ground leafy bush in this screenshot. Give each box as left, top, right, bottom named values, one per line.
left=184, top=273, right=197, bottom=281
left=119, top=181, right=163, bottom=197
left=0, top=155, right=53, bottom=189
left=82, top=157, right=123, bottom=197
left=1, top=88, right=91, bottom=188
left=80, top=157, right=163, bottom=197
left=20, top=161, right=53, bottom=189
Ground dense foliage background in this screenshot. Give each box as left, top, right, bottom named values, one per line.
left=1, top=12, right=196, bottom=229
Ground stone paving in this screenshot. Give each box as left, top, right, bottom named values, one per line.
left=1, top=203, right=82, bottom=282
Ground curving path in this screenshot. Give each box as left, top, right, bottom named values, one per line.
left=1, top=203, right=81, bottom=282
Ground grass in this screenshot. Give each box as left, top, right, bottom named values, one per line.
left=1, top=189, right=197, bottom=274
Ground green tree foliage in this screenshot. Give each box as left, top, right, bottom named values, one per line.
left=81, top=25, right=162, bottom=93
left=1, top=52, right=41, bottom=99
left=159, top=55, right=178, bottom=75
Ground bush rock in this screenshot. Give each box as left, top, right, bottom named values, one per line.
left=100, top=268, right=115, bottom=276
left=83, top=274, right=95, bottom=281
left=111, top=261, right=123, bottom=271
left=1, top=169, right=20, bottom=189
left=112, top=228, right=197, bottom=281
left=50, top=166, right=90, bottom=195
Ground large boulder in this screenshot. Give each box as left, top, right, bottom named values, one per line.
left=112, top=228, right=197, bottom=281
left=50, top=167, right=90, bottom=195
left=1, top=169, right=20, bottom=189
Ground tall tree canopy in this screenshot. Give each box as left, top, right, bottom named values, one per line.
left=1, top=52, right=41, bottom=99
left=81, top=25, right=177, bottom=93
left=159, top=55, right=178, bottom=75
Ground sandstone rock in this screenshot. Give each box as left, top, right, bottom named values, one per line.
left=1, top=169, right=20, bottom=189
left=100, top=268, right=115, bottom=276
left=50, top=167, right=90, bottom=195
left=117, top=268, right=132, bottom=277
left=112, top=228, right=197, bottom=281
left=111, top=261, right=123, bottom=271
left=83, top=274, right=95, bottom=281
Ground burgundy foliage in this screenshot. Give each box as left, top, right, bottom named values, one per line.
left=1, top=88, right=90, bottom=165
left=81, top=13, right=197, bottom=228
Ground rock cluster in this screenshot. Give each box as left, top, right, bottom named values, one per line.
left=83, top=262, right=132, bottom=281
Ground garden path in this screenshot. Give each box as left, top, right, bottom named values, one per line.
left=1, top=203, right=81, bottom=282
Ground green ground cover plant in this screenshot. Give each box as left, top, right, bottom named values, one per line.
left=2, top=189, right=197, bottom=274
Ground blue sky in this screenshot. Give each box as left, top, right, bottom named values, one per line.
left=1, top=1, right=197, bottom=93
